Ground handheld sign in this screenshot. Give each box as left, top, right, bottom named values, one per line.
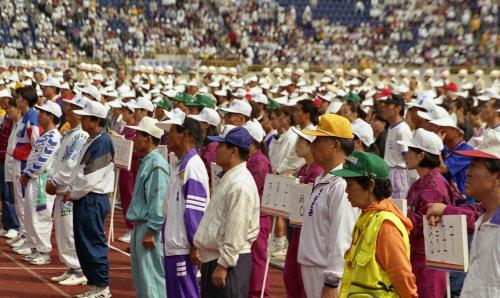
left=423, top=215, right=469, bottom=272
left=210, top=162, right=223, bottom=189
left=288, top=183, right=313, bottom=227
left=110, top=135, right=133, bottom=170
left=261, top=174, right=298, bottom=218
left=391, top=198, right=407, bottom=217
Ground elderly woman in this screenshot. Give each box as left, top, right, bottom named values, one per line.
left=333, top=151, right=417, bottom=298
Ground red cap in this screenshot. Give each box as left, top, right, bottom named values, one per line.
left=445, top=82, right=458, bottom=92
left=376, top=88, right=393, bottom=99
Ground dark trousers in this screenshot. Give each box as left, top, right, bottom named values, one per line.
left=0, top=162, right=19, bottom=230
left=201, top=253, right=252, bottom=298
left=73, top=193, right=110, bottom=287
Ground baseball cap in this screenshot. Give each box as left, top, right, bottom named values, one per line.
left=187, top=107, right=221, bottom=127
left=63, top=93, right=87, bottom=109
left=477, top=88, right=500, bottom=101
left=407, top=92, right=436, bottom=111
left=352, top=118, right=375, bottom=147
left=397, top=128, right=443, bottom=155
left=39, top=77, right=61, bottom=89
left=74, top=100, right=109, bottom=119
left=128, top=97, right=155, bottom=112
left=291, top=126, right=315, bottom=143
left=332, top=151, right=389, bottom=179
left=155, top=98, right=172, bottom=111
left=219, top=99, right=252, bottom=117
left=417, top=105, right=449, bottom=121
left=253, top=93, right=269, bottom=105
left=457, top=129, right=500, bottom=159
left=429, top=115, right=458, bottom=129
left=172, top=92, right=194, bottom=104
left=186, top=94, right=215, bottom=109
left=302, top=114, right=353, bottom=138
left=0, top=89, right=13, bottom=98
left=318, top=92, right=335, bottom=102
left=155, top=108, right=186, bottom=131
left=127, top=116, right=164, bottom=139
left=378, top=94, right=404, bottom=109
left=207, top=126, right=253, bottom=149
left=35, top=100, right=63, bottom=118
left=81, top=84, right=102, bottom=102
left=345, top=93, right=361, bottom=104
left=243, top=120, right=266, bottom=142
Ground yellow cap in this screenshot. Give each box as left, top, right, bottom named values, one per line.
left=302, top=114, right=353, bottom=138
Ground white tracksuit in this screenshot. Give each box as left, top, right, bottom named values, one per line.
left=22, top=128, right=61, bottom=253
left=47, top=126, right=88, bottom=268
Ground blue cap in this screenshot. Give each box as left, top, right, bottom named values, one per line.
left=208, top=127, right=253, bottom=149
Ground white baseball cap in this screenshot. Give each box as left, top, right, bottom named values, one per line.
left=187, top=107, right=221, bottom=127
left=397, top=128, right=443, bottom=155
left=407, top=91, right=436, bottom=111
left=352, top=118, right=374, bottom=147
left=253, top=93, right=269, bottom=104
left=39, top=77, right=61, bottom=88
left=0, top=89, right=13, bottom=98
left=106, top=99, right=123, bottom=109
left=291, top=126, right=315, bottom=143
left=214, top=88, right=228, bottom=97
left=417, top=105, right=449, bottom=121
left=128, top=97, right=155, bottom=112
left=220, top=99, right=252, bottom=117
left=457, top=129, right=500, bottom=159
left=74, top=100, right=109, bottom=119
left=63, top=93, right=87, bottom=109
left=318, top=92, right=335, bottom=102
left=81, top=84, right=102, bottom=102
left=155, top=108, right=186, bottom=131
left=243, top=120, right=265, bottom=142
left=326, top=99, right=343, bottom=114
left=35, top=100, right=63, bottom=118
left=126, top=116, right=164, bottom=139
left=430, top=115, right=458, bottom=128
left=477, top=88, right=500, bottom=101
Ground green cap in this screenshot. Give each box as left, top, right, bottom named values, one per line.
left=345, top=93, right=361, bottom=104
left=267, top=98, right=281, bottom=112
left=332, top=151, right=389, bottom=179
left=186, top=94, right=215, bottom=109
left=172, top=92, right=194, bottom=104
left=156, top=98, right=172, bottom=111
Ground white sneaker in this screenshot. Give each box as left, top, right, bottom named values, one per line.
left=76, top=286, right=112, bottom=298
left=76, top=286, right=95, bottom=298
left=14, top=245, right=33, bottom=256
left=6, top=234, right=21, bottom=244
left=59, top=274, right=88, bottom=286
left=30, top=252, right=50, bottom=265
left=22, top=251, right=38, bottom=261
left=271, top=248, right=287, bottom=260
left=0, top=229, right=7, bottom=236
left=9, top=236, right=25, bottom=247
left=118, top=230, right=131, bottom=243
left=51, top=271, right=72, bottom=282
left=4, top=229, right=19, bottom=239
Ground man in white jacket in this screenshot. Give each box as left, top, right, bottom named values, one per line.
left=46, top=94, right=88, bottom=285
left=298, top=114, right=359, bottom=298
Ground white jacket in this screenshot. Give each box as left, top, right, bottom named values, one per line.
left=269, top=126, right=305, bottom=174
left=298, top=165, right=360, bottom=284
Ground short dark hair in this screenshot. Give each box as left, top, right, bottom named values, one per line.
left=225, top=142, right=250, bottom=161
left=485, top=158, right=500, bottom=173
left=174, top=117, right=202, bottom=147
left=279, top=106, right=296, bottom=126
left=90, top=116, right=107, bottom=127
left=137, top=130, right=160, bottom=145
left=8, top=97, right=17, bottom=107
left=203, top=124, right=220, bottom=146
left=354, top=177, right=393, bottom=200
left=409, top=147, right=441, bottom=168
left=297, top=100, right=319, bottom=125
left=16, top=86, right=37, bottom=107
left=332, top=136, right=354, bottom=156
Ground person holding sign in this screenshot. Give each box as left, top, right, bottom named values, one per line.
left=398, top=128, right=455, bottom=298
left=157, top=116, right=209, bottom=298
left=64, top=100, right=115, bottom=298
left=283, top=127, right=322, bottom=298
left=426, top=129, right=500, bottom=298
left=331, top=151, right=417, bottom=298
left=193, top=126, right=260, bottom=298
left=298, top=114, right=359, bottom=298
left=126, top=116, right=170, bottom=298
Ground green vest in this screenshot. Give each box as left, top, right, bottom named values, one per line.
left=339, top=210, right=410, bottom=298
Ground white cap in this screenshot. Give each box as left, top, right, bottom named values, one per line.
left=39, top=77, right=61, bottom=88
left=407, top=91, right=436, bottom=111
left=106, top=99, right=123, bottom=109
left=74, top=100, right=109, bottom=119
left=128, top=97, right=155, bottom=112
left=430, top=115, right=458, bottom=128
left=126, top=116, right=164, bottom=139
left=362, top=68, right=372, bottom=76
left=335, top=68, right=344, bottom=76
left=81, top=84, right=102, bottom=101
left=458, top=69, right=468, bottom=76
left=220, top=99, right=252, bottom=117
left=0, top=89, right=13, bottom=98
left=417, top=105, right=449, bottom=121
left=461, top=82, right=474, bottom=90
left=63, top=93, right=87, bottom=109
left=279, top=79, right=293, bottom=87
left=318, top=92, right=335, bottom=102
left=291, top=126, right=315, bottom=143
left=397, top=128, right=443, bottom=155
left=477, top=88, right=500, bottom=101
left=187, top=107, right=221, bottom=127
left=352, top=118, right=374, bottom=147
left=243, top=120, right=265, bottom=142
left=93, top=74, right=104, bottom=81
left=326, top=99, right=343, bottom=114
left=156, top=108, right=186, bottom=130
left=214, top=88, right=228, bottom=97
left=35, top=100, right=62, bottom=118
left=253, top=93, right=269, bottom=104
left=474, top=69, right=484, bottom=77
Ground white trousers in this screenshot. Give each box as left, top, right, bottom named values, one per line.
left=54, top=195, right=81, bottom=269
left=301, top=265, right=326, bottom=298
left=12, top=178, right=26, bottom=236
left=23, top=178, right=55, bottom=253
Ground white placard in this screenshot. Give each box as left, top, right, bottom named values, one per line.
left=157, top=145, right=169, bottom=162
left=210, top=162, right=223, bottom=189
left=424, top=215, right=469, bottom=272
left=110, top=135, right=134, bottom=170
left=391, top=198, right=407, bottom=217
left=261, top=174, right=297, bottom=217
left=168, top=152, right=178, bottom=169
left=288, top=183, right=313, bottom=227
